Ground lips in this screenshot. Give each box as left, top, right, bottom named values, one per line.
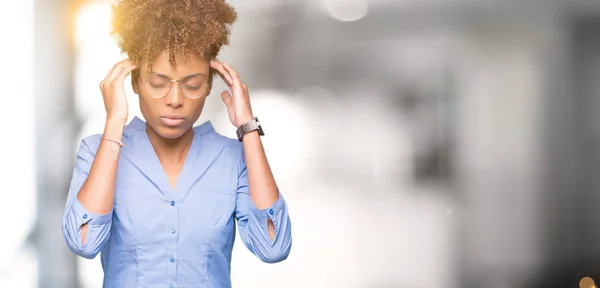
left=160, top=115, right=185, bottom=127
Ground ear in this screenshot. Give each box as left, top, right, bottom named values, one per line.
left=131, top=69, right=139, bottom=94
left=206, top=85, right=213, bottom=97
left=206, top=70, right=215, bottom=97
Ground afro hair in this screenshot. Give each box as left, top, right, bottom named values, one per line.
left=111, top=0, right=237, bottom=72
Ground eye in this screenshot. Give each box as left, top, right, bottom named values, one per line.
left=182, top=75, right=207, bottom=89
left=183, top=84, right=202, bottom=90
left=150, top=82, right=169, bottom=88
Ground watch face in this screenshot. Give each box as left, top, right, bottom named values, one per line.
left=257, top=125, right=265, bottom=136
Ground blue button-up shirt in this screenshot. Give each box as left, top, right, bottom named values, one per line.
left=62, top=116, right=292, bottom=288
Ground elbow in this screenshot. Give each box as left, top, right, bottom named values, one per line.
left=261, top=216, right=292, bottom=263
left=61, top=224, right=97, bottom=259
left=65, top=235, right=103, bottom=259
left=61, top=220, right=108, bottom=260
left=259, top=244, right=291, bottom=264
left=257, top=232, right=292, bottom=264
left=77, top=247, right=101, bottom=259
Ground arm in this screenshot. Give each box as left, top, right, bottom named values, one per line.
left=61, top=59, right=136, bottom=259
left=210, top=60, right=291, bottom=263
left=61, top=126, right=121, bottom=259
left=234, top=139, right=292, bottom=263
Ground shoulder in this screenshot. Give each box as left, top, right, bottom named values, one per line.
left=79, top=117, right=145, bottom=154
left=196, top=122, right=244, bottom=162
left=79, top=134, right=103, bottom=154
left=79, top=124, right=140, bottom=154
left=202, top=130, right=243, bottom=155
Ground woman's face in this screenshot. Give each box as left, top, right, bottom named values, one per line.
left=133, top=52, right=212, bottom=139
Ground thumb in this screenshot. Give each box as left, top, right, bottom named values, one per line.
left=221, top=90, right=233, bottom=108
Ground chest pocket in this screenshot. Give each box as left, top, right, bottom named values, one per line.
left=180, top=186, right=237, bottom=246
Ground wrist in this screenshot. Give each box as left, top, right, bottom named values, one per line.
left=103, top=119, right=125, bottom=140
left=236, top=116, right=264, bottom=142
left=237, top=115, right=254, bottom=127
left=241, top=130, right=260, bottom=143
left=106, top=115, right=128, bottom=126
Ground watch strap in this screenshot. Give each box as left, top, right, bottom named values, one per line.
left=236, top=117, right=264, bottom=142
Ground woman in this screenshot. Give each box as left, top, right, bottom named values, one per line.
left=61, top=1, right=292, bottom=287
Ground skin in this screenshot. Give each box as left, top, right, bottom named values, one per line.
left=76, top=51, right=279, bottom=244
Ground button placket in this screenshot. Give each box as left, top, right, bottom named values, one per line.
left=166, top=199, right=178, bottom=287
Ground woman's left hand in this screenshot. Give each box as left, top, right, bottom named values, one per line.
left=210, top=59, right=254, bottom=128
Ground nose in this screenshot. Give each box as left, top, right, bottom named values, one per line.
left=165, top=81, right=183, bottom=108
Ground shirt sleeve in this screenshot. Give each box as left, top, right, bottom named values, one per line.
left=61, top=135, right=113, bottom=259
left=234, top=151, right=292, bottom=263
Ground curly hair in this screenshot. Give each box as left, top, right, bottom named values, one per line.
left=110, top=0, right=237, bottom=73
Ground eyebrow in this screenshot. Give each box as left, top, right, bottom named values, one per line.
left=151, top=72, right=208, bottom=79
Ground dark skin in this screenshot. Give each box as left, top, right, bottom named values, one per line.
left=132, top=53, right=210, bottom=189
left=77, top=51, right=278, bottom=244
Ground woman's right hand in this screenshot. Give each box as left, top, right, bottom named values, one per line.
left=100, top=58, right=137, bottom=124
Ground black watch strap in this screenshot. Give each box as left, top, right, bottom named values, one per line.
left=236, top=117, right=264, bottom=142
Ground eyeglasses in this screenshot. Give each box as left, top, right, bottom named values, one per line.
left=138, top=71, right=211, bottom=99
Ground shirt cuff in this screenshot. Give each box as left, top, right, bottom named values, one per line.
left=249, top=192, right=286, bottom=221
left=71, top=198, right=113, bottom=227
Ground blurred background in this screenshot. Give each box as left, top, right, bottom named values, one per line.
left=2, top=0, right=600, bottom=287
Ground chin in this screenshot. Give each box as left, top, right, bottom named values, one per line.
left=151, top=122, right=191, bottom=139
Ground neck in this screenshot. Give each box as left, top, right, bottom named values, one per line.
left=146, top=124, right=194, bottom=164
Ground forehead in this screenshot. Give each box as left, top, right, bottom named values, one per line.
left=143, top=52, right=209, bottom=77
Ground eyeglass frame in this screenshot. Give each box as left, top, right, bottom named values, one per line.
left=134, top=69, right=212, bottom=99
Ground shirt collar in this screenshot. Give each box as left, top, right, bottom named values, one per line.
left=129, top=116, right=146, bottom=131
left=128, top=115, right=215, bottom=135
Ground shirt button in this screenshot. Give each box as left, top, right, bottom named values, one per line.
left=170, top=228, right=176, bottom=234
left=269, top=209, right=274, bottom=215
left=169, top=256, right=175, bottom=263
left=82, top=214, right=88, bottom=219
left=170, top=201, right=175, bottom=206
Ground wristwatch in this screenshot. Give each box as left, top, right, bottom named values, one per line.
left=236, top=117, right=264, bottom=142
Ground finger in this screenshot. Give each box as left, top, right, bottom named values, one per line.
left=222, top=62, right=242, bottom=89
left=210, top=59, right=233, bottom=86
left=217, top=70, right=234, bottom=88
left=215, top=59, right=235, bottom=86
left=211, top=60, right=233, bottom=86
left=115, top=63, right=137, bottom=83
left=101, top=63, right=121, bottom=89
left=102, top=59, right=132, bottom=88
left=214, top=68, right=232, bottom=88
left=212, top=58, right=226, bottom=68
left=109, top=58, right=132, bottom=77
left=106, top=59, right=134, bottom=83
left=221, top=90, right=234, bottom=108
